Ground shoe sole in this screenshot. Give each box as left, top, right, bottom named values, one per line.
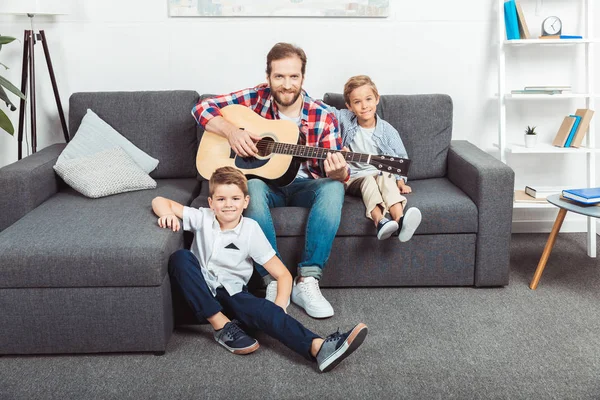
left=291, top=294, right=334, bottom=319
left=377, top=220, right=399, bottom=240
left=319, top=323, right=368, bottom=372
left=399, top=208, right=422, bottom=242
left=216, top=339, right=260, bottom=355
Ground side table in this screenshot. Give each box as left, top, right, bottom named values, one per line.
left=530, top=194, right=600, bottom=290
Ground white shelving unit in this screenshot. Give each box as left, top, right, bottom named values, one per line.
left=497, top=0, right=597, bottom=256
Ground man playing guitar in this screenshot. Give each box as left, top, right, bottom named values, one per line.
left=192, top=42, right=348, bottom=319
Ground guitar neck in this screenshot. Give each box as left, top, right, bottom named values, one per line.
left=271, top=142, right=371, bottom=163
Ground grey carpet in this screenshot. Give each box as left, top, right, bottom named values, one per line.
left=2, top=233, right=600, bottom=400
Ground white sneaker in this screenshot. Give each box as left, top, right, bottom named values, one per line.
left=399, top=207, right=422, bottom=242
left=291, top=277, right=334, bottom=318
left=265, top=280, right=290, bottom=307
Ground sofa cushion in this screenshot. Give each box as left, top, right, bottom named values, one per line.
left=54, top=147, right=157, bottom=198
left=191, top=177, right=477, bottom=237
left=58, top=109, right=159, bottom=173
left=69, top=91, right=200, bottom=179
left=322, top=93, right=453, bottom=180
left=0, top=179, right=200, bottom=288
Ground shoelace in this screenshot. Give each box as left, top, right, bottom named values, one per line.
left=266, top=282, right=277, bottom=299
left=302, top=279, right=322, bottom=300
left=225, top=321, right=246, bottom=341
left=325, top=329, right=342, bottom=343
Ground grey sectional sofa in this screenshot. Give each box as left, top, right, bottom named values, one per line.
left=0, top=90, right=514, bottom=355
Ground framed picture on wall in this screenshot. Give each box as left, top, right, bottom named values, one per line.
left=168, top=0, right=389, bottom=18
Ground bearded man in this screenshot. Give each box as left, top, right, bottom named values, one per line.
left=192, top=42, right=348, bottom=319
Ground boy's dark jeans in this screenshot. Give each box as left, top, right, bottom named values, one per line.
left=169, top=249, right=319, bottom=360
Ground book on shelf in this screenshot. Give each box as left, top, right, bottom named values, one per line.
left=563, top=115, right=582, bottom=147
left=510, top=89, right=562, bottom=95
left=514, top=1, right=531, bottom=39
left=524, top=186, right=560, bottom=199
left=551, top=116, right=577, bottom=147
left=538, top=35, right=583, bottom=39
left=569, top=109, right=595, bottom=148
left=504, top=1, right=520, bottom=40
left=523, top=86, right=571, bottom=92
left=562, top=187, right=600, bottom=204
left=514, top=190, right=547, bottom=203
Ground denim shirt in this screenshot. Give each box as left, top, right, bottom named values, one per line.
left=332, top=108, right=409, bottom=182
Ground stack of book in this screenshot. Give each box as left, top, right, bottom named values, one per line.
left=510, top=86, right=571, bottom=95
left=504, top=1, right=530, bottom=40
left=552, top=109, right=595, bottom=148
left=562, top=188, right=600, bottom=205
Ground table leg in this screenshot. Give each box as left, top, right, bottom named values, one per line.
left=530, top=208, right=568, bottom=290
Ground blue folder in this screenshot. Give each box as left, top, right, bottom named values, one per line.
left=564, top=115, right=581, bottom=147
left=504, top=1, right=520, bottom=40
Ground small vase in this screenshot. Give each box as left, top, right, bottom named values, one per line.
left=524, top=134, right=537, bottom=148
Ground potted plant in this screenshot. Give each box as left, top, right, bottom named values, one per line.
left=524, top=125, right=537, bottom=148
left=0, top=35, right=26, bottom=136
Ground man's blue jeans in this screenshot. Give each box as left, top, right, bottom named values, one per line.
left=245, top=177, right=345, bottom=282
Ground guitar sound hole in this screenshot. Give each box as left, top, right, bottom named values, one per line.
left=257, top=137, right=275, bottom=158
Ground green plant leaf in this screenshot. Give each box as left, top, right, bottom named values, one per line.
left=0, top=86, right=17, bottom=110
left=0, top=75, right=26, bottom=100
left=0, top=109, right=15, bottom=135
left=0, top=36, right=16, bottom=45
left=0, top=62, right=7, bottom=70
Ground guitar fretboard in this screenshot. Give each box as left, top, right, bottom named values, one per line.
left=271, top=142, right=370, bottom=163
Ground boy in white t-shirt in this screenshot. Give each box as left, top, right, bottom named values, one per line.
left=151, top=166, right=367, bottom=372
left=333, top=75, right=422, bottom=242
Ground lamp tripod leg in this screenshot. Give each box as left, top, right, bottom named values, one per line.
left=39, top=30, right=69, bottom=143
left=17, top=30, right=30, bottom=161
left=28, top=30, right=37, bottom=154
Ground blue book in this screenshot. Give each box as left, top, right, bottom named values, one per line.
left=504, top=1, right=520, bottom=40
left=562, top=187, right=600, bottom=204
left=560, top=35, right=583, bottom=39
left=564, top=115, right=581, bottom=147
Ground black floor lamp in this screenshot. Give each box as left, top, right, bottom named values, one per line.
left=1, top=1, right=70, bottom=160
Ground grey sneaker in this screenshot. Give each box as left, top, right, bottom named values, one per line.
left=316, top=323, right=368, bottom=372
left=213, top=320, right=259, bottom=355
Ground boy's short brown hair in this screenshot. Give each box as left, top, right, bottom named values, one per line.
left=266, top=42, right=307, bottom=76
left=209, top=167, right=248, bottom=197
left=343, top=75, right=380, bottom=105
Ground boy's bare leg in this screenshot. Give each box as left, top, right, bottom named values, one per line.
left=389, top=202, right=404, bottom=222
left=310, top=338, right=325, bottom=357
left=207, top=312, right=230, bottom=330
left=370, top=204, right=386, bottom=226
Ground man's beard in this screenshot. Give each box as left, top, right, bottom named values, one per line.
left=272, top=87, right=302, bottom=107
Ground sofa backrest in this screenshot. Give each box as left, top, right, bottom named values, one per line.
left=69, top=91, right=200, bottom=179
left=322, top=93, right=453, bottom=180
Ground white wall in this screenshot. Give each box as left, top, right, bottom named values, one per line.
left=0, top=0, right=598, bottom=231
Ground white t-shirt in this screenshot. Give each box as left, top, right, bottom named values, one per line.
left=348, top=125, right=380, bottom=179
left=183, top=206, right=276, bottom=296
left=278, top=111, right=312, bottom=179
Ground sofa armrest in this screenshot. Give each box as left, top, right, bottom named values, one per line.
left=0, top=144, right=66, bottom=232
left=447, top=140, right=515, bottom=286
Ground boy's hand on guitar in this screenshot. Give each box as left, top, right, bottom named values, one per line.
left=158, top=214, right=181, bottom=232
left=228, top=128, right=260, bottom=157
left=324, top=151, right=348, bottom=182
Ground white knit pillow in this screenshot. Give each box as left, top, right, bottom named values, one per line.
left=54, top=147, right=156, bottom=198
left=57, top=109, right=159, bottom=174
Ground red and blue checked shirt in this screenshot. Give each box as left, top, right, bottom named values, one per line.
left=192, top=83, right=342, bottom=179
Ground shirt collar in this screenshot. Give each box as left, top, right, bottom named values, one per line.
left=211, top=213, right=244, bottom=235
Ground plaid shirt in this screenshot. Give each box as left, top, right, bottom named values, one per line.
left=192, top=83, right=341, bottom=179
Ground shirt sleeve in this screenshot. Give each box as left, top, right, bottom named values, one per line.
left=317, top=109, right=351, bottom=180
left=191, top=86, right=262, bottom=128
left=182, top=206, right=204, bottom=232
left=247, top=220, right=277, bottom=266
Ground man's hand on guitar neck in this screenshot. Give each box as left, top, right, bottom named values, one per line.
left=324, top=151, right=349, bottom=182
left=206, top=116, right=261, bottom=157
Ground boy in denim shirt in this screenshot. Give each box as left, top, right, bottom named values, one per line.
left=333, top=75, right=422, bottom=241
left=152, top=166, right=367, bottom=372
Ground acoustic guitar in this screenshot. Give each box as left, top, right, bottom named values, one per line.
left=196, top=104, right=411, bottom=187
